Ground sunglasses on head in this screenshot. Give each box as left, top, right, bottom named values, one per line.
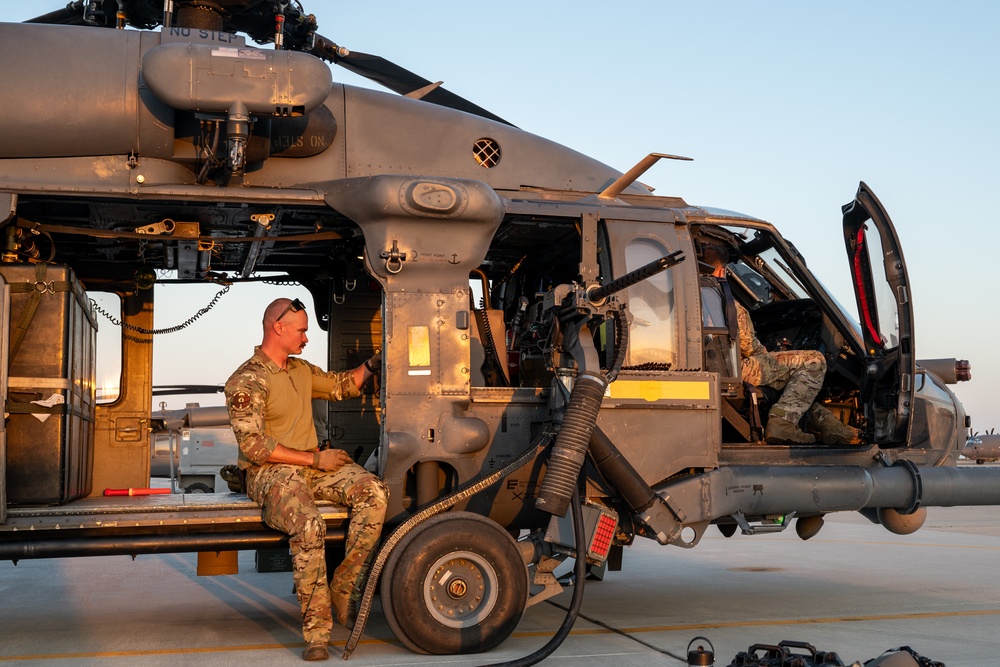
left=276, top=298, right=306, bottom=322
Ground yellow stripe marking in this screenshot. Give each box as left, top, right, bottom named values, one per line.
left=608, top=380, right=710, bottom=402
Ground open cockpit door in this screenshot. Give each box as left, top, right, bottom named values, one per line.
left=842, top=182, right=914, bottom=446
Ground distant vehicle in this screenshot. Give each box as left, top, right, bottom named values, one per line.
left=2, top=2, right=1000, bottom=660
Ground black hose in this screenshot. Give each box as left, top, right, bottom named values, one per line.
left=535, top=372, right=607, bottom=517
left=480, top=486, right=587, bottom=667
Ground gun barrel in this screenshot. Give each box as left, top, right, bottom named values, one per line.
left=589, top=250, right=684, bottom=302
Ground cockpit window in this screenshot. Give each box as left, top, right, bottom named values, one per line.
left=720, top=227, right=808, bottom=304
left=728, top=261, right=773, bottom=304
left=624, top=237, right=677, bottom=366
left=758, top=247, right=808, bottom=299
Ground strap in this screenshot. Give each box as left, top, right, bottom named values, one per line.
left=4, top=400, right=90, bottom=420
left=7, top=281, right=73, bottom=294
left=719, top=278, right=740, bottom=344
left=8, top=264, right=51, bottom=362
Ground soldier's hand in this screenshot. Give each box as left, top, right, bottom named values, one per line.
left=315, top=448, right=352, bottom=472
left=365, top=350, right=382, bottom=374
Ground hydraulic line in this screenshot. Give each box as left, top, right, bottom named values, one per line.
left=589, top=426, right=657, bottom=513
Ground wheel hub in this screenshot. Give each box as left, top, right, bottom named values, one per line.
left=424, top=551, right=499, bottom=629
left=447, top=577, right=469, bottom=599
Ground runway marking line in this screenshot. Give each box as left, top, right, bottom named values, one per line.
left=4, top=609, right=1000, bottom=661
left=0, top=638, right=395, bottom=662
left=559, top=607, right=1000, bottom=636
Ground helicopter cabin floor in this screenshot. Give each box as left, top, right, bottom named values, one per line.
left=0, top=464, right=997, bottom=666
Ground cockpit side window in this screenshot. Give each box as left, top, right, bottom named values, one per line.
left=623, top=237, right=678, bottom=367
left=728, top=261, right=774, bottom=305
left=718, top=228, right=807, bottom=307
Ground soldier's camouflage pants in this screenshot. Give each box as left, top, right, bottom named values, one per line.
left=742, top=349, right=826, bottom=422
left=246, top=461, right=388, bottom=644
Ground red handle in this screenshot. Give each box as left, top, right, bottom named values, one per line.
left=103, top=488, right=172, bottom=496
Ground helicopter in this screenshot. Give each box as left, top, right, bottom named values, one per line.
left=1, top=1, right=999, bottom=660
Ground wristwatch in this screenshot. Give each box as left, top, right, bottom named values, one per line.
left=311, top=451, right=320, bottom=468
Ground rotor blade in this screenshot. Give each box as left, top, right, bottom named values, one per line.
left=333, top=50, right=515, bottom=127
left=24, top=6, right=87, bottom=25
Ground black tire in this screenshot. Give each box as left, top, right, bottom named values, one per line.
left=184, top=482, right=212, bottom=493
left=380, top=511, right=528, bottom=655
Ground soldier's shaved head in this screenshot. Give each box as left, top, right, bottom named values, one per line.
left=263, top=298, right=292, bottom=327
left=260, top=298, right=309, bottom=359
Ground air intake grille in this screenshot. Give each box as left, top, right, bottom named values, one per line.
left=473, top=138, right=501, bottom=168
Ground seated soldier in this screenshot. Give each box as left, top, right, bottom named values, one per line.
left=703, top=244, right=860, bottom=445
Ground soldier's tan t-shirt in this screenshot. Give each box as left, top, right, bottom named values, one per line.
left=225, top=347, right=360, bottom=469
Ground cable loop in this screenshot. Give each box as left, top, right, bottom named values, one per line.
left=91, top=284, right=230, bottom=335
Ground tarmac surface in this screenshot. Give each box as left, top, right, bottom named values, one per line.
left=2, top=501, right=999, bottom=666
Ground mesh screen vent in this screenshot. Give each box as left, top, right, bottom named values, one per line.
left=473, top=138, right=501, bottom=168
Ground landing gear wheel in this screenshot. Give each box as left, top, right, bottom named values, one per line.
left=380, top=511, right=528, bottom=654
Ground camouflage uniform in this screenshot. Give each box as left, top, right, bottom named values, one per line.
left=225, top=348, right=388, bottom=645
left=736, top=302, right=825, bottom=423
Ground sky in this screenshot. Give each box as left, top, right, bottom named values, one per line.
left=2, top=2, right=998, bottom=430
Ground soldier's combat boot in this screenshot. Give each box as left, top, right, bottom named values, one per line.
left=764, top=407, right=816, bottom=444
left=302, top=641, right=329, bottom=661
left=807, top=404, right=861, bottom=445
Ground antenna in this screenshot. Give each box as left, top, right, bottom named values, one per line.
left=597, top=152, right=692, bottom=201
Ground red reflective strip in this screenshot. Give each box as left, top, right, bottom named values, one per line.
left=852, top=226, right=881, bottom=346
left=589, top=513, right=617, bottom=559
